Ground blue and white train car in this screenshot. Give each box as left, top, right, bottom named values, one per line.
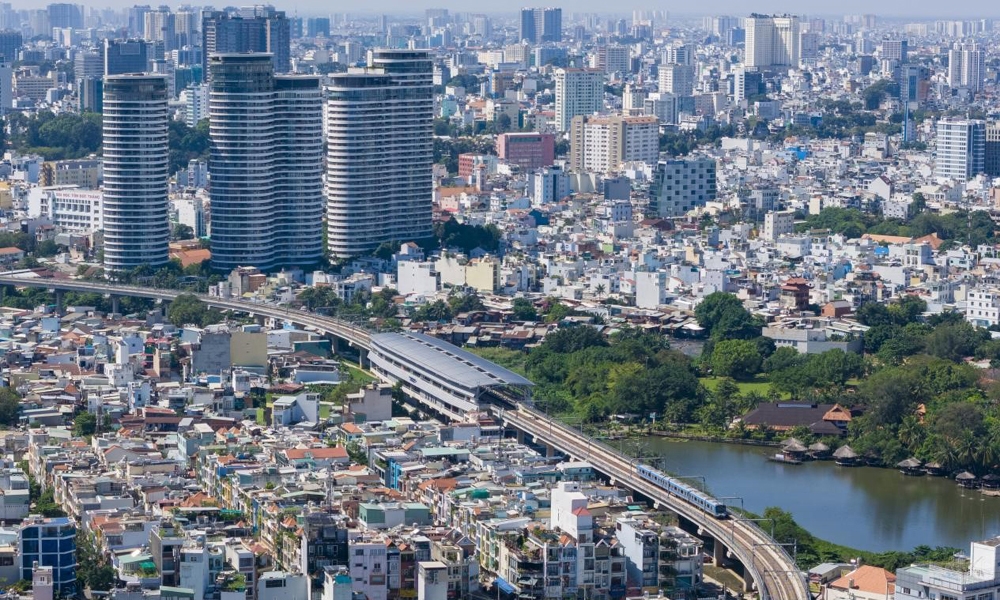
left=636, top=464, right=729, bottom=519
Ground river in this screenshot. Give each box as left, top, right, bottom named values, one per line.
left=636, top=436, right=1000, bottom=553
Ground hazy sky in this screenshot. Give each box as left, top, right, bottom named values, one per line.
left=240, top=1, right=993, bottom=19
left=56, top=0, right=997, bottom=18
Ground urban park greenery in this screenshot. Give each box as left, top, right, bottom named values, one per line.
left=509, top=291, right=1000, bottom=477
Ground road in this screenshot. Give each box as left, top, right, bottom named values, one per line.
left=0, top=273, right=372, bottom=350
left=498, top=405, right=810, bottom=600
left=0, top=273, right=809, bottom=600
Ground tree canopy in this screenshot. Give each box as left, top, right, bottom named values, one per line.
left=8, top=111, right=101, bottom=159
left=167, top=294, right=223, bottom=328
left=694, top=292, right=763, bottom=340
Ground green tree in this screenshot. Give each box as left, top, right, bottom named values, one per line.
left=695, top=292, right=762, bottom=339
left=34, top=239, right=62, bottom=257
left=859, top=367, right=927, bottom=427
left=447, top=292, right=484, bottom=314
left=763, top=346, right=804, bottom=373
left=0, top=388, right=20, bottom=426
left=368, top=288, right=399, bottom=319
left=73, top=412, right=97, bottom=437
left=172, top=224, right=195, bottom=241
left=167, top=293, right=222, bottom=328
left=76, top=531, right=116, bottom=591
left=710, top=339, right=763, bottom=380
left=925, top=321, right=989, bottom=362
left=167, top=118, right=210, bottom=174
left=931, top=402, right=986, bottom=441
left=540, top=326, right=607, bottom=354
left=35, top=487, right=65, bottom=517
left=413, top=300, right=453, bottom=322
left=511, top=297, right=538, bottom=321
left=433, top=218, right=502, bottom=253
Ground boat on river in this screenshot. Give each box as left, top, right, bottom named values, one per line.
left=768, top=453, right=802, bottom=465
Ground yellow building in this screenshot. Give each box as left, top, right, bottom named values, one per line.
left=465, top=257, right=501, bottom=294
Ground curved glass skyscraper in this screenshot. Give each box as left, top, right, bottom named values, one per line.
left=102, top=74, right=170, bottom=272
left=325, top=49, right=433, bottom=258
left=208, top=53, right=323, bottom=272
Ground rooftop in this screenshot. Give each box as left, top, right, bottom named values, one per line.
left=370, top=331, right=533, bottom=389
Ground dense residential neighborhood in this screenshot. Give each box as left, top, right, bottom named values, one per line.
left=1, top=3, right=1000, bottom=600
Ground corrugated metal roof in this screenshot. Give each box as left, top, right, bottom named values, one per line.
left=370, top=331, right=533, bottom=389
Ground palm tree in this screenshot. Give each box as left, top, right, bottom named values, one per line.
left=594, top=283, right=606, bottom=299
left=897, top=415, right=925, bottom=452
left=956, top=433, right=979, bottom=473
left=935, top=441, right=959, bottom=472
left=978, top=441, right=999, bottom=474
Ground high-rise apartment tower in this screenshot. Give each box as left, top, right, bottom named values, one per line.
left=208, top=53, right=324, bottom=271
left=325, top=49, right=434, bottom=257
left=102, top=74, right=170, bottom=271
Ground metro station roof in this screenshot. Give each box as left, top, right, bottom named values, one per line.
left=370, top=331, right=534, bottom=389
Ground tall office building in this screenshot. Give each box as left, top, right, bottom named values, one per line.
left=144, top=8, right=176, bottom=51
left=744, top=14, right=800, bottom=69
left=799, top=32, right=819, bottom=62
left=104, top=39, right=149, bottom=75
left=202, top=7, right=290, bottom=74
left=208, top=54, right=324, bottom=271
left=622, top=83, right=647, bottom=116
left=710, top=16, right=740, bottom=37
left=592, top=44, right=629, bottom=74
left=898, top=64, right=930, bottom=106
left=881, top=39, right=908, bottom=62
left=935, top=118, right=985, bottom=183
left=74, top=50, right=102, bottom=78
left=326, top=49, right=433, bottom=257
left=662, top=44, right=694, bottom=66
left=306, top=17, right=330, bottom=37
left=650, top=157, right=718, bottom=217
left=519, top=7, right=562, bottom=43
left=948, top=42, right=985, bottom=92
left=46, top=3, right=82, bottom=29
left=102, top=74, right=170, bottom=271
left=986, top=123, right=1000, bottom=178
left=569, top=114, right=660, bottom=173
left=554, top=68, right=603, bottom=132
left=128, top=5, right=150, bottom=36
left=174, top=10, right=199, bottom=47
left=733, top=67, right=764, bottom=102
left=0, top=30, right=21, bottom=62
left=658, top=63, right=694, bottom=96
left=77, top=76, right=101, bottom=112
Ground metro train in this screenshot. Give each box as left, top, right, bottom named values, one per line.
left=636, top=464, right=729, bottom=519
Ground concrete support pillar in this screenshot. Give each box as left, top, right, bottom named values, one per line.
left=545, top=443, right=558, bottom=458
left=515, top=430, right=526, bottom=444
left=111, top=295, right=120, bottom=315
left=713, top=539, right=727, bottom=566
left=53, top=290, right=64, bottom=315
left=742, top=567, right=754, bottom=593
left=358, top=348, right=369, bottom=369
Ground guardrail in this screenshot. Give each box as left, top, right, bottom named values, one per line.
left=505, top=404, right=810, bottom=600
left=0, top=274, right=373, bottom=349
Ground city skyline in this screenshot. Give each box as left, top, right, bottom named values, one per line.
left=4, top=1, right=1000, bottom=19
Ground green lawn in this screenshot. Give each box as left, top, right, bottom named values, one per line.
left=704, top=565, right=746, bottom=592
left=699, top=375, right=787, bottom=398
left=466, top=347, right=528, bottom=376
left=343, top=364, right=376, bottom=385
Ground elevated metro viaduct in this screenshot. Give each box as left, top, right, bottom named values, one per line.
left=0, top=272, right=809, bottom=600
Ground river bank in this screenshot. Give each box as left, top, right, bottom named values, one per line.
left=632, top=436, right=1000, bottom=552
